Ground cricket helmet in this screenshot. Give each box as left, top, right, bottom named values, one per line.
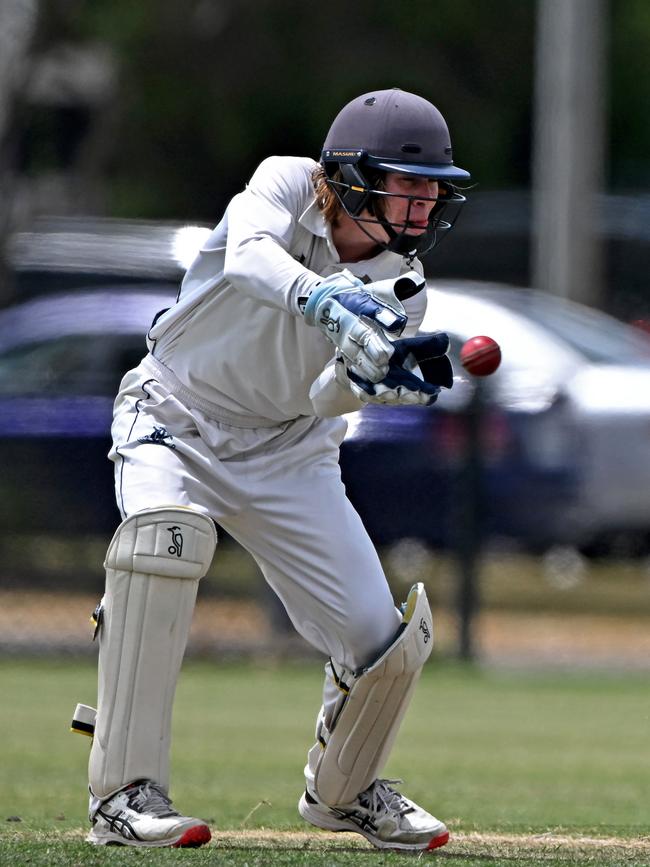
left=321, top=88, right=470, bottom=257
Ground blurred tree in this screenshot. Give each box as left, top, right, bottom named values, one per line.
left=6, top=0, right=650, bottom=236
left=13, top=0, right=118, bottom=216
left=72, top=0, right=537, bottom=220
left=610, top=0, right=650, bottom=187
left=0, top=0, right=39, bottom=305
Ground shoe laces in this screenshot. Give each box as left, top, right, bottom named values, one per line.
left=127, top=781, right=178, bottom=818
left=360, top=779, right=412, bottom=817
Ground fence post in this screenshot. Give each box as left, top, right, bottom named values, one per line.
left=455, top=381, right=485, bottom=661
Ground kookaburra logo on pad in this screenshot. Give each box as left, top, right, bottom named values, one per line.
left=167, top=526, right=183, bottom=557
left=419, top=618, right=431, bottom=643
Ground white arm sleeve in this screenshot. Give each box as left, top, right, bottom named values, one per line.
left=309, top=359, right=365, bottom=418
left=223, top=157, right=323, bottom=315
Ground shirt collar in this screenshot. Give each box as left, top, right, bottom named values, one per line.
left=299, top=198, right=341, bottom=260
left=298, top=198, right=329, bottom=238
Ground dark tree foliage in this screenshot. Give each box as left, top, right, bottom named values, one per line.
left=72, top=0, right=538, bottom=219
left=20, top=0, right=650, bottom=219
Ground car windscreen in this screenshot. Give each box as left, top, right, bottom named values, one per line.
left=485, top=290, right=650, bottom=365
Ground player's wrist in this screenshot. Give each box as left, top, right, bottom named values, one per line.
left=302, top=273, right=364, bottom=324
left=302, top=284, right=331, bottom=325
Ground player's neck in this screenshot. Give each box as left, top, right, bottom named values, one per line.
left=331, top=211, right=387, bottom=263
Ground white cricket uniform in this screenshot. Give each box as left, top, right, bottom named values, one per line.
left=110, top=155, right=428, bottom=785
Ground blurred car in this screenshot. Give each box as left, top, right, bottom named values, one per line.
left=342, top=280, right=650, bottom=557
left=1, top=278, right=649, bottom=557
left=0, top=287, right=175, bottom=534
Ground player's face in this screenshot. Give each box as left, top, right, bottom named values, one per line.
left=381, top=174, right=439, bottom=235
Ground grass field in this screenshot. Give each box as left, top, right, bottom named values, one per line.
left=1, top=658, right=648, bottom=866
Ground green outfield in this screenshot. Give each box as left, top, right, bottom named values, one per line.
left=1, top=658, right=648, bottom=866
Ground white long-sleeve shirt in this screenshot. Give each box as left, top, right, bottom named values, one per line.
left=147, top=156, right=427, bottom=423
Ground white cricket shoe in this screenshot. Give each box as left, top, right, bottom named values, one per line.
left=298, top=778, right=449, bottom=851
left=87, top=780, right=211, bottom=848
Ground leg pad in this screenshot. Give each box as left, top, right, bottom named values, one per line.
left=88, top=508, right=217, bottom=800
left=313, top=583, right=433, bottom=806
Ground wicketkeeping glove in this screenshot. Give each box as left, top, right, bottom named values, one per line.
left=303, top=272, right=408, bottom=383
left=337, top=332, right=454, bottom=406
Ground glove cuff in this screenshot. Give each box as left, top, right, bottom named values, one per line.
left=303, top=271, right=363, bottom=324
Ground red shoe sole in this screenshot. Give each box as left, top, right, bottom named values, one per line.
left=426, top=830, right=450, bottom=850
left=173, top=824, right=212, bottom=848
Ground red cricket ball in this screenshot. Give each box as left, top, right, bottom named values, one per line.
left=460, top=335, right=502, bottom=377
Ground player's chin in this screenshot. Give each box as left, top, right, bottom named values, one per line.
left=403, top=226, right=428, bottom=236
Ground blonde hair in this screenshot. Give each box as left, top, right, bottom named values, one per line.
left=312, top=164, right=341, bottom=224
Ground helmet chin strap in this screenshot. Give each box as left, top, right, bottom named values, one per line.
left=380, top=220, right=436, bottom=257
left=330, top=180, right=450, bottom=260
left=339, top=210, right=436, bottom=260
left=367, top=189, right=462, bottom=259
left=342, top=213, right=427, bottom=261
left=371, top=194, right=437, bottom=257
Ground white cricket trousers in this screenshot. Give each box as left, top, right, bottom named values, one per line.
left=109, top=360, right=401, bottom=781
